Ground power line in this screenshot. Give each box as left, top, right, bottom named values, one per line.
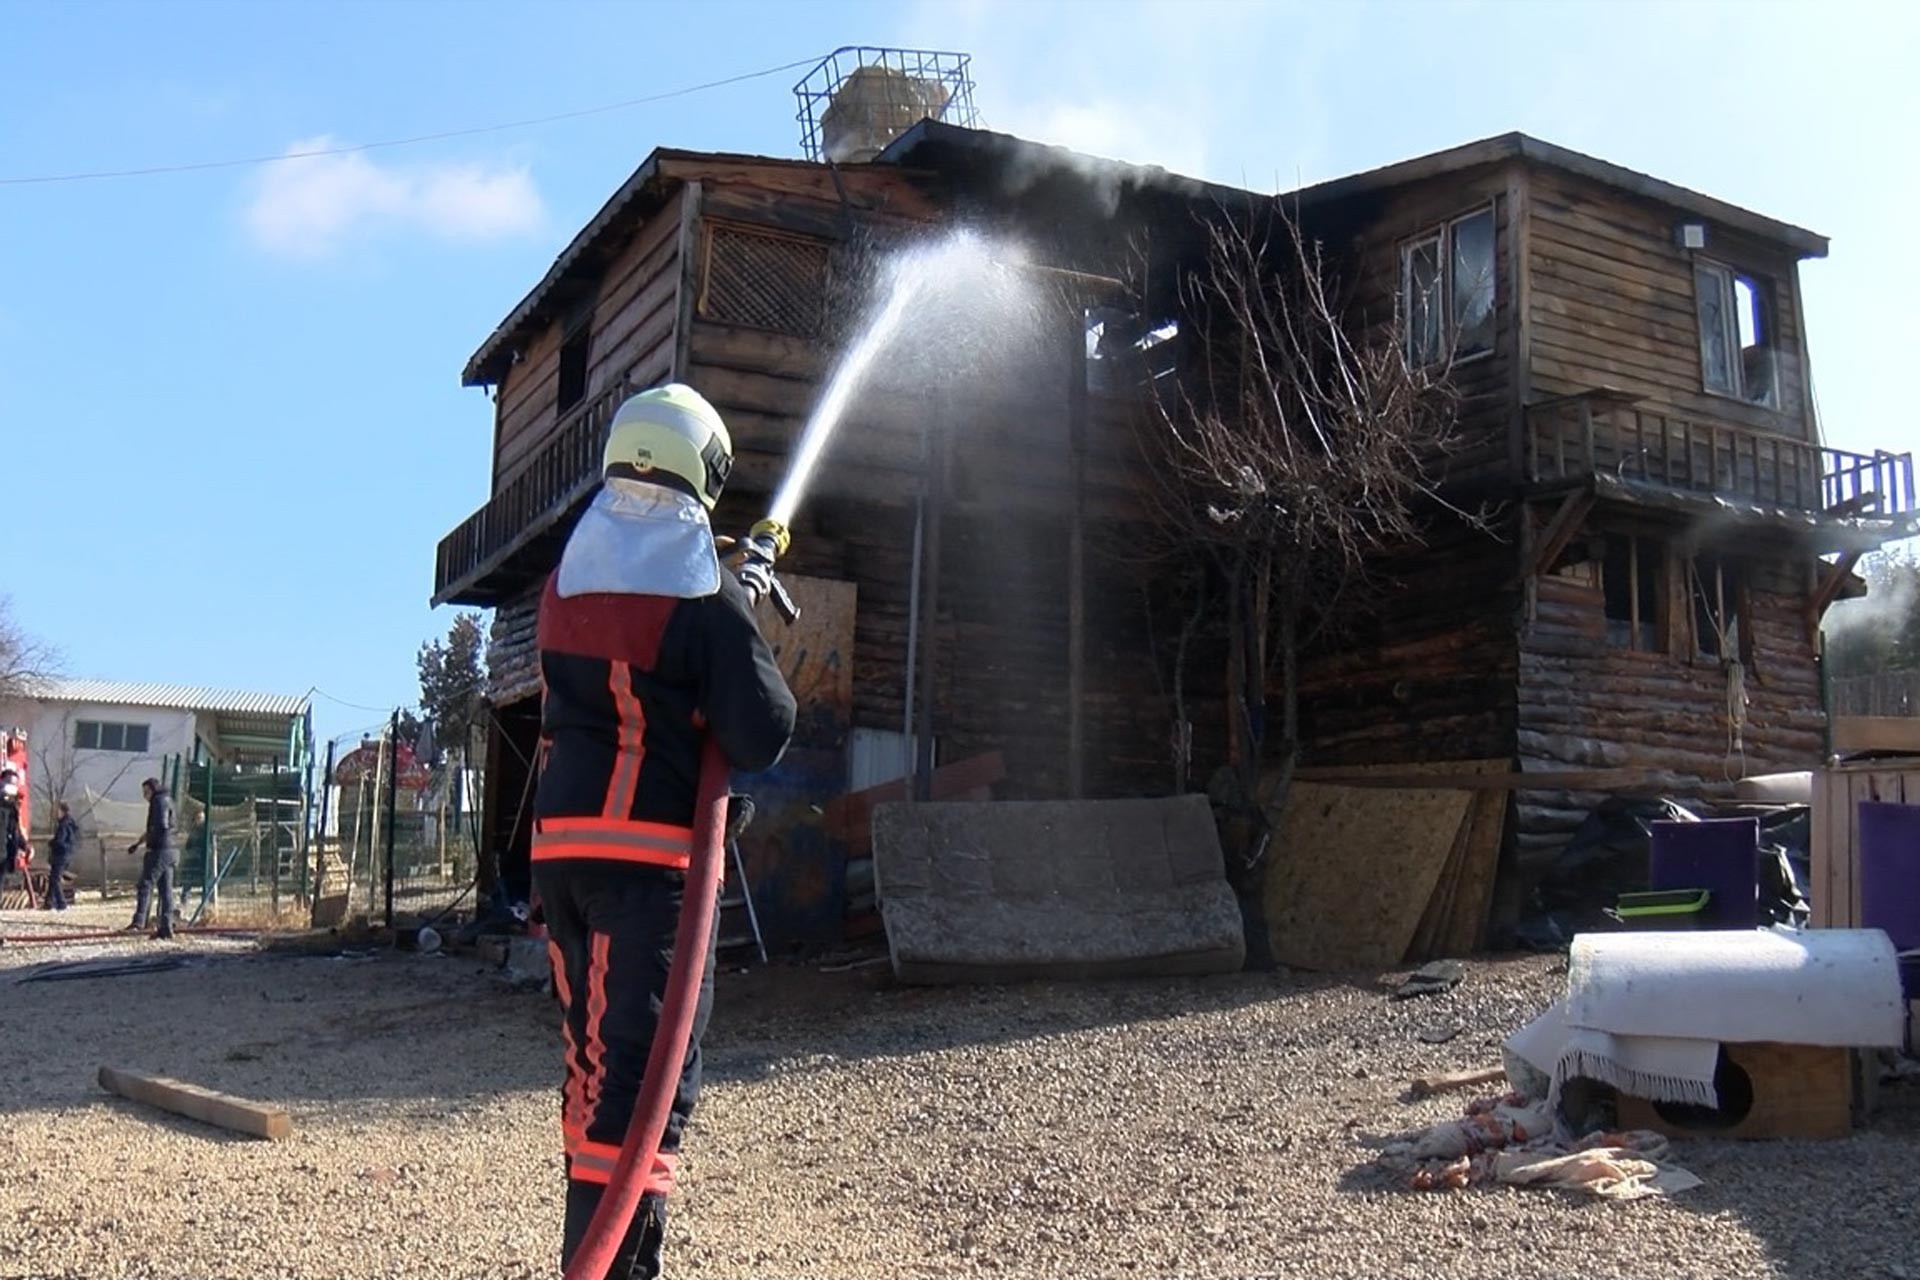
left=308, top=686, right=404, bottom=715
left=0, top=53, right=828, bottom=187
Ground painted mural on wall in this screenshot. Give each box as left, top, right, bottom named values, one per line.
left=739, top=574, right=857, bottom=945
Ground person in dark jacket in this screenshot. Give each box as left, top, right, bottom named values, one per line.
left=46, top=800, right=77, bottom=910
left=534, top=383, right=795, bottom=1280
left=126, top=778, right=176, bottom=939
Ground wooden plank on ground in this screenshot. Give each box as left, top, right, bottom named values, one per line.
left=1409, top=1065, right=1506, bottom=1099
left=98, top=1066, right=292, bottom=1141
left=1263, top=781, right=1474, bottom=972
left=1831, top=717, right=1920, bottom=756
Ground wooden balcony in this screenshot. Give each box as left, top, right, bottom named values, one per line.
left=1526, top=391, right=1916, bottom=521
left=433, top=380, right=631, bottom=606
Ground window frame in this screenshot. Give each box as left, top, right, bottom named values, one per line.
left=1688, top=553, right=1751, bottom=665
left=1693, top=260, right=1779, bottom=410
left=554, top=308, right=592, bottom=420
left=72, top=718, right=152, bottom=754
left=1601, top=530, right=1668, bottom=655
left=1400, top=202, right=1498, bottom=369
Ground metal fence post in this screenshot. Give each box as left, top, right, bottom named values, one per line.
left=384, top=710, right=399, bottom=929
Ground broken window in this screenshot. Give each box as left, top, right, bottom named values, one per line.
left=556, top=325, right=590, bottom=419
left=1402, top=205, right=1495, bottom=366
left=1450, top=209, right=1496, bottom=358
left=1690, top=554, right=1747, bottom=662
left=1404, top=232, right=1444, bottom=366
left=1602, top=532, right=1664, bottom=653
left=1695, top=263, right=1777, bottom=408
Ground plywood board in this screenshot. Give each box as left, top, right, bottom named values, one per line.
left=1263, top=781, right=1475, bottom=972
left=755, top=573, right=856, bottom=723
left=1277, top=760, right=1507, bottom=964
left=1614, top=1042, right=1852, bottom=1142
left=1441, top=790, right=1511, bottom=957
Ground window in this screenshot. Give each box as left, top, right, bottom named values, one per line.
left=1689, top=554, right=1747, bottom=662
left=1602, top=532, right=1665, bottom=652
left=699, top=222, right=830, bottom=337
left=74, top=720, right=151, bottom=753
left=1695, top=263, right=1777, bottom=408
left=1402, top=206, right=1496, bottom=366
left=555, top=325, right=590, bottom=418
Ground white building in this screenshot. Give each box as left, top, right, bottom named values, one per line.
left=0, top=679, right=312, bottom=821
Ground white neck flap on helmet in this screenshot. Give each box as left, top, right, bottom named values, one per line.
left=554, top=478, right=723, bottom=600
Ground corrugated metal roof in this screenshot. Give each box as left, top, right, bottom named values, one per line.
left=26, top=679, right=310, bottom=718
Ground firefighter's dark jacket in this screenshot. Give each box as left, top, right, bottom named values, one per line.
left=533, top=567, right=796, bottom=863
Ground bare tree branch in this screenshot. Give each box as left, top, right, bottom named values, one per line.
left=0, top=595, right=57, bottom=703
left=1130, top=198, right=1470, bottom=884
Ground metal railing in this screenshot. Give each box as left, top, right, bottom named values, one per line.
left=434, top=380, right=631, bottom=604
left=1526, top=391, right=1916, bottom=518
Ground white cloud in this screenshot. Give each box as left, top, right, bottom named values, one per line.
left=243, top=136, right=545, bottom=258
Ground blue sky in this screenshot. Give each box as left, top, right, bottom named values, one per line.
left=4, top=0, right=1916, bottom=750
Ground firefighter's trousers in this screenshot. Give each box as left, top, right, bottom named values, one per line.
left=535, top=857, right=716, bottom=1275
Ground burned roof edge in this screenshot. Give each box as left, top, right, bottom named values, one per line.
left=1285, top=132, right=1828, bottom=258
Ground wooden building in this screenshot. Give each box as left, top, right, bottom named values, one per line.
left=433, top=123, right=1916, bottom=942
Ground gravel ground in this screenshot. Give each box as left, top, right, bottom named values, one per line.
left=1, top=901, right=1915, bottom=1280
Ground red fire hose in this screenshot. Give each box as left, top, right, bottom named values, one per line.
left=563, top=735, right=730, bottom=1280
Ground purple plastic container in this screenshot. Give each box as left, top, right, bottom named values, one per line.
left=1648, top=817, right=1760, bottom=929
left=1858, top=801, right=1920, bottom=956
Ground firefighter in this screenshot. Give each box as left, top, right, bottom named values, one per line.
left=533, top=383, right=795, bottom=1279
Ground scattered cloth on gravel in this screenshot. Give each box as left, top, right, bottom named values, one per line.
left=1380, top=1093, right=1701, bottom=1200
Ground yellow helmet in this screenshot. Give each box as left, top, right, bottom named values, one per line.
left=601, top=383, right=733, bottom=510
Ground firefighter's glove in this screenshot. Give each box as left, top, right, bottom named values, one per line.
left=736, top=557, right=775, bottom=606
left=725, top=793, right=756, bottom=841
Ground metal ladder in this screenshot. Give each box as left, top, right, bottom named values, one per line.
left=716, top=839, right=767, bottom=964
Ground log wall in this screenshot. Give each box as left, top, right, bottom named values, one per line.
left=1515, top=546, right=1824, bottom=861
left=1525, top=164, right=1815, bottom=441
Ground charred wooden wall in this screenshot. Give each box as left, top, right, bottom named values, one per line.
left=1524, top=164, right=1815, bottom=440
left=1514, top=542, right=1823, bottom=860
left=1320, top=162, right=1519, bottom=498
left=1296, top=513, right=1521, bottom=767
left=491, top=190, right=687, bottom=491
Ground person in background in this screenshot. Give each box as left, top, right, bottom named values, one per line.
left=126, top=777, right=176, bottom=940
left=46, top=800, right=77, bottom=911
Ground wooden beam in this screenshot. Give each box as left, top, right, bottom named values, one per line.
left=1522, top=490, right=1595, bottom=580
left=98, top=1066, right=292, bottom=1141
left=1293, top=767, right=1659, bottom=792
left=1066, top=308, right=1088, bottom=800
left=1809, top=550, right=1866, bottom=643
left=1408, top=1065, right=1506, bottom=1099
left=1831, top=716, right=1920, bottom=756
left=670, top=181, right=703, bottom=382
left=1506, top=166, right=1532, bottom=483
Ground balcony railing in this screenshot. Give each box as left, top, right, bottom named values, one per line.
left=1526, top=391, right=1916, bottom=519
left=433, top=380, right=631, bottom=605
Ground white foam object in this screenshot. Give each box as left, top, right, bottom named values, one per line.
left=1507, top=928, right=1906, bottom=1111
